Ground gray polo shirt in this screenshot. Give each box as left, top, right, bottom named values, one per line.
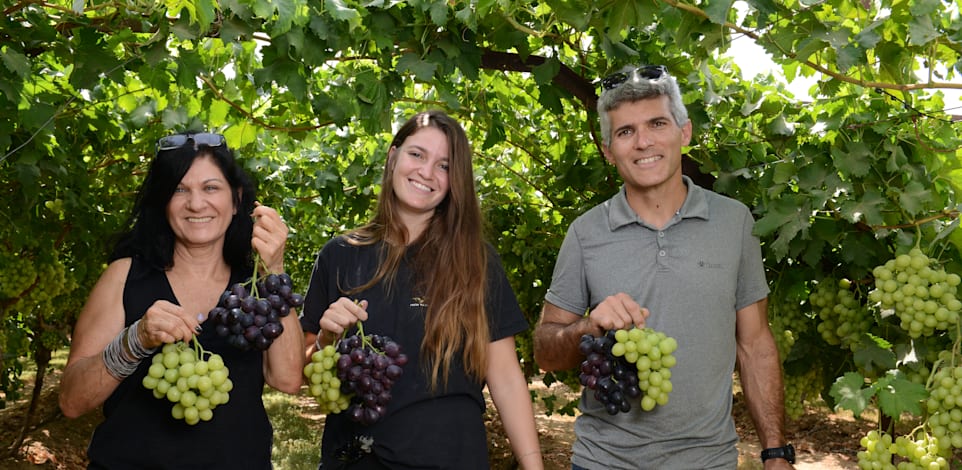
left=545, top=176, right=769, bottom=469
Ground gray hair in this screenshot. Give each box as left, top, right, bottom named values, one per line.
left=597, top=66, right=689, bottom=146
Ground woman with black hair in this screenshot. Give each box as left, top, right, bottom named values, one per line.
left=60, top=132, right=304, bottom=469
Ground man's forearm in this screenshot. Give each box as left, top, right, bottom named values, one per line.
left=739, top=346, right=787, bottom=448
left=534, top=316, right=597, bottom=371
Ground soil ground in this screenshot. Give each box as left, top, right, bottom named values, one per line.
left=0, top=367, right=876, bottom=470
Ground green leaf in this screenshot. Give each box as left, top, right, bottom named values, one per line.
left=854, top=21, right=884, bottom=49
left=834, top=141, right=872, bottom=177
left=531, top=58, right=560, bottom=85
left=838, top=188, right=885, bottom=226
left=753, top=196, right=811, bottom=260
left=397, top=53, right=437, bottom=81
left=772, top=161, right=795, bottom=185
left=703, top=0, right=734, bottom=25
left=766, top=115, right=794, bottom=136
left=852, top=339, right=897, bottom=374
left=325, top=0, right=363, bottom=30
left=427, top=0, right=448, bottom=26
left=830, top=372, right=873, bottom=416
left=875, top=372, right=927, bottom=418
left=1, top=48, right=31, bottom=78
left=836, top=44, right=864, bottom=73
left=897, top=180, right=931, bottom=216
left=908, top=14, right=939, bottom=46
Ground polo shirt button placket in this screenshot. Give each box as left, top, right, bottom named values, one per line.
left=656, top=231, right=667, bottom=266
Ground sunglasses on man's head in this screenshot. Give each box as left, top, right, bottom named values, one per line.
left=156, top=133, right=226, bottom=151
left=600, top=65, right=669, bottom=90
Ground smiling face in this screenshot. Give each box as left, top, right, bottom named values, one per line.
left=389, top=126, right=451, bottom=233
left=165, top=154, right=237, bottom=250
left=602, top=96, right=692, bottom=194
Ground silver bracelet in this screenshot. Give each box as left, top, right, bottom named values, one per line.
left=102, top=319, right=156, bottom=380
left=125, top=319, right=156, bottom=359
left=102, top=328, right=140, bottom=380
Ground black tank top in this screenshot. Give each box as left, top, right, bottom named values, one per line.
left=87, top=257, right=272, bottom=469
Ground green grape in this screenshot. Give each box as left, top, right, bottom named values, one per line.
left=784, top=368, right=822, bottom=420
left=142, top=339, right=231, bottom=425
left=891, top=432, right=951, bottom=469
left=924, top=364, right=962, bottom=452
left=0, top=250, right=38, bottom=299
left=811, top=279, right=871, bottom=351
left=303, top=344, right=351, bottom=414
left=612, top=327, right=678, bottom=412
left=868, top=249, right=961, bottom=338
left=858, top=430, right=896, bottom=470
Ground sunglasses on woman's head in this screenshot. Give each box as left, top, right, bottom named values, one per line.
left=156, top=133, right=226, bottom=151
left=600, top=65, right=669, bottom=90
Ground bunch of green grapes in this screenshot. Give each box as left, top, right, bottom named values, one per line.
left=0, top=250, right=37, bottom=299
left=610, top=327, right=679, bottom=411
left=811, top=279, right=872, bottom=350
left=868, top=248, right=962, bottom=338
left=773, top=300, right=814, bottom=335
left=783, top=368, right=822, bottom=420
left=142, top=340, right=232, bottom=425
left=303, top=344, right=351, bottom=414
left=770, top=301, right=812, bottom=361
left=6, top=256, right=77, bottom=316
left=891, top=433, right=951, bottom=469
left=772, top=328, right=795, bottom=363
left=924, top=363, right=962, bottom=452
left=857, top=430, right=896, bottom=470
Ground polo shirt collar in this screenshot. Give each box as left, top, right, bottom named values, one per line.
left=608, top=175, right=710, bottom=230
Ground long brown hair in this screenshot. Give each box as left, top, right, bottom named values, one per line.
left=346, top=110, right=490, bottom=390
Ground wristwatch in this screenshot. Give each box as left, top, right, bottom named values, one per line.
left=761, top=444, right=795, bottom=464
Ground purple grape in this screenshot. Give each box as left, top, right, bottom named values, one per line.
left=207, top=271, right=304, bottom=352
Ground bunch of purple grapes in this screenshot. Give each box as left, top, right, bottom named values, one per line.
left=335, top=331, right=407, bottom=425
left=579, top=331, right=641, bottom=415
left=207, top=272, right=304, bottom=351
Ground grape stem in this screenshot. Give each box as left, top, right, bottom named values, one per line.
left=191, top=336, right=212, bottom=360
left=346, top=306, right=383, bottom=354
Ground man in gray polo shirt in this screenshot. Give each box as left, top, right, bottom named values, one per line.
left=533, top=65, right=795, bottom=469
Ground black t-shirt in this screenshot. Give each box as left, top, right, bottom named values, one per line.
left=87, top=257, right=272, bottom=469
left=299, top=237, right=528, bottom=469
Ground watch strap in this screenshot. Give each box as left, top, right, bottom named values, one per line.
left=761, top=444, right=795, bottom=464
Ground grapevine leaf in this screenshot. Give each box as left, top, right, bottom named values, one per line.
left=830, top=372, right=873, bottom=416
left=397, top=53, right=438, bottom=81
left=897, top=181, right=930, bottom=216
left=703, top=0, right=734, bottom=25
left=1, top=48, right=31, bottom=78
left=852, top=338, right=896, bottom=374
left=838, top=188, right=885, bottom=225
left=753, top=196, right=811, bottom=260
left=836, top=44, right=864, bottom=73
left=875, top=372, right=926, bottom=418
left=834, top=141, right=872, bottom=177
left=908, top=15, right=939, bottom=46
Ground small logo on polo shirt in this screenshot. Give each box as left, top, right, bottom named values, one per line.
left=698, top=260, right=723, bottom=269
left=410, top=296, right=428, bottom=308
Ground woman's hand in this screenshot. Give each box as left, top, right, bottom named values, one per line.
left=137, top=300, right=203, bottom=349
left=318, top=297, right=369, bottom=338
left=251, top=202, right=289, bottom=274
